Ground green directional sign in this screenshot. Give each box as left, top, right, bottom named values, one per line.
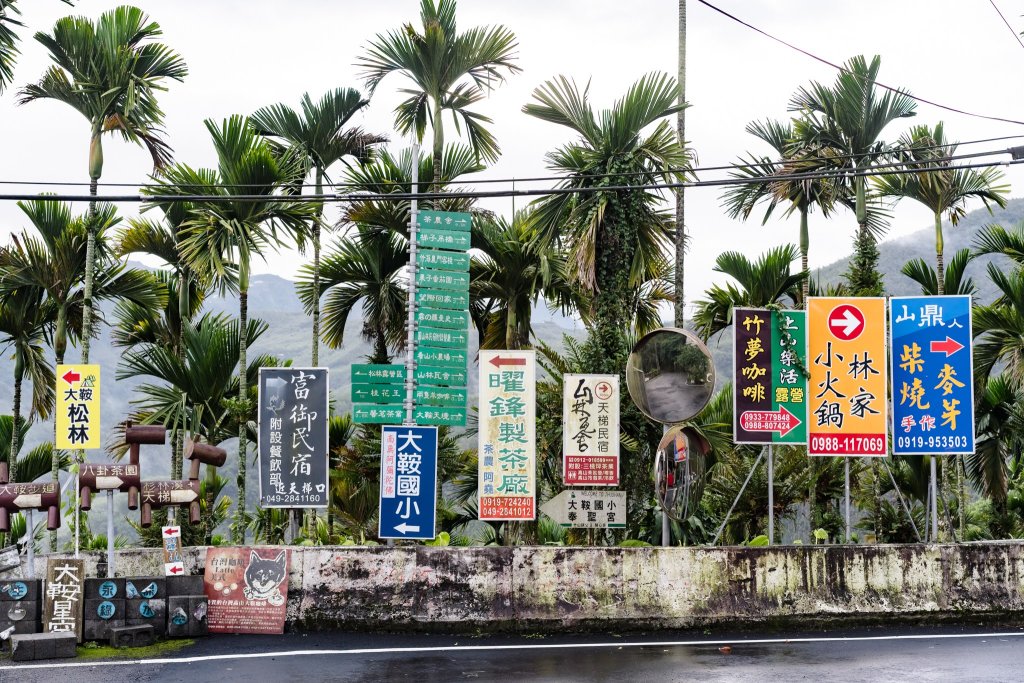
left=416, top=307, right=469, bottom=330
left=416, top=385, right=467, bottom=407
left=415, top=345, right=467, bottom=369
left=417, top=288, right=469, bottom=311
left=416, top=269, right=469, bottom=291
left=417, top=210, right=472, bottom=232
left=351, top=384, right=404, bottom=403
left=417, top=249, right=469, bottom=272
left=416, top=365, right=468, bottom=387
left=353, top=404, right=404, bottom=424
left=419, top=228, right=471, bottom=252
left=416, top=326, right=468, bottom=349
left=351, top=364, right=404, bottom=384
left=414, top=406, right=467, bottom=427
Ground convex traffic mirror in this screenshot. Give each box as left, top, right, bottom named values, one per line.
left=625, top=327, right=715, bottom=424
left=655, top=425, right=710, bottom=522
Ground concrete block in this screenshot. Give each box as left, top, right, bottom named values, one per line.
left=84, top=619, right=123, bottom=642
left=126, top=597, right=165, bottom=621
left=0, top=579, right=39, bottom=602
left=85, top=578, right=124, bottom=600
left=166, top=575, right=203, bottom=596
left=109, top=624, right=154, bottom=648
left=188, top=595, right=208, bottom=637
left=0, top=619, right=39, bottom=635
left=10, top=633, right=76, bottom=661
left=125, top=577, right=165, bottom=600
left=166, top=595, right=190, bottom=638
left=127, top=616, right=165, bottom=636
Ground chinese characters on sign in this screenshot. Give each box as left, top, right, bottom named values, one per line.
left=258, top=368, right=329, bottom=508
left=562, top=374, right=619, bottom=486
left=55, top=365, right=100, bottom=450
left=204, top=547, right=289, bottom=635
left=890, top=296, right=975, bottom=455
left=44, top=558, right=84, bottom=641
left=479, top=350, right=536, bottom=520
left=162, top=525, right=184, bottom=577
left=733, top=308, right=807, bottom=444
left=807, top=298, right=888, bottom=456
left=540, top=490, right=626, bottom=529
left=378, top=425, right=438, bottom=540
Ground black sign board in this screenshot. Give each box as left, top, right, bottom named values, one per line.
left=257, top=368, right=329, bottom=508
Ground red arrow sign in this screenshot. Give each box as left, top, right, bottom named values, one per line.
left=62, top=369, right=81, bottom=385
left=740, top=405, right=802, bottom=437
left=163, top=527, right=177, bottom=536
left=489, top=355, right=526, bottom=368
left=930, top=336, right=964, bottom=357
left=168, top=565, right=183, bottom=574
left=827, top=304, right=865, bottom=341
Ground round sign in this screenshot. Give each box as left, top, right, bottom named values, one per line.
left=625, top=328, right=716, bottom=425
left=594, top=380, right=614, bottom=401
left=139, top=601, right=155, bottom=619
left=97, top=601, right=116, bottom=620
left=140, top=581, right=158, bottom=599
left=171, top=608, right=188, bottom=626
left=125, top=581, right=139, bottom=599
left=98, top=580, right=117, bottom=599
left=5, top=582, right=27, bottom=601
left=7, top=606, right=26, bottom=622
left=828, top=304, right=865, bottom=341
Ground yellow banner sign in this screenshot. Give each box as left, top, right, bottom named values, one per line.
left=56, top=364, right=100, bottom=450
left=807, top=299, right=887, bottom=456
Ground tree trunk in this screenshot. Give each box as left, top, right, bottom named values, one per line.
left=934, top=210, right=951, bottom=540
left=799, top=207, right=809, bottom=307
left=82, top=130, right=103, bottom=364
left=50, top=308, right=67, bottom=552
left=232, top=250, right=250, bottom=544
left=673, top=0, right=687, bottom=329
left=312, top=168, right=324, bottom=367
left=431, top=96, right=444, bottom=190
left=10, top=356, right=23, bottom=483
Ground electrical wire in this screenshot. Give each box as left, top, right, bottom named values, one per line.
left=988, top=0, right=1024, bottom=52
left=695, top=0, right=1024, bottom=127
left=0, top=157, right=1018, bottom=204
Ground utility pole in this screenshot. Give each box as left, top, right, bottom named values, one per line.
left=674, top=0, right=687, bottom=329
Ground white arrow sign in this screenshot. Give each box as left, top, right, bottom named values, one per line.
left=394, top=522, right=420, bottom=534
left=169, top=489, right=197, bottom=504
left=12, top=494, right=41, bottom=508
left=95, top=476, right=124, bottom=490
left=829, top=308, right=862, bottom=337
left=540, top=489, right=626, bottom=529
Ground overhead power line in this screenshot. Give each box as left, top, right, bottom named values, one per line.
left=695, top=0, right=1024, bottom=127
left=0, top=157, right=1018, bottom=205
left=988, top=0, right=1024, bottom=52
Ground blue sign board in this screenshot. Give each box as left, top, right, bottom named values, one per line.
left=378, top=425, right=438, bottom=540
left=890, top=296, right=974, bottom=455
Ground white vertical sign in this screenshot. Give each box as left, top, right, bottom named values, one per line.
left=563, top=374, right=620, bottom=486
left=478, top=350, right=536, bottom=521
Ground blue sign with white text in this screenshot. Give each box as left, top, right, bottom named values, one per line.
left=890, top=296, right=974, bottom=455
left=378, top=425, right=438, bottom=540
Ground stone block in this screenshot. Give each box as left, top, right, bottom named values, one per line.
left=10, top=632, right=76, bottom=661
left=0, top=619, right=39, bottom=635
left=3, top=599, right=39, bottom=622
left=188, top=595, right=208, bottom=637
left=0, top=579, right=40, bottom=602
left=85, top=598, right=125, bottom=622
left=166, top=574, right=203, bottom=596
left=166, top=595, right=190, bottom=638
left=84, top=619, right=123, bottom=642
left=127, top=615, right=165, bottom=636
left=126, top=597, right=165, bottom=621
left=125, top=577, right=165, bottom=600
left=85, top=578, right=124, bottom=601
left=109, top=624, right=154, bottom=648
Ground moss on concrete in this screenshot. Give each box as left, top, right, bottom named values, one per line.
left=77, top=638, right=194, bottom=660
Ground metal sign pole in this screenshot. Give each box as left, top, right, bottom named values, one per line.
left=106, top=490, right=114, bottom=578
left=844, top=458, right=851, bottom=543
left=661, top=425, right=670, bottom=547
left=767, top=445, right=774, bottom=545
left=930, top=457, right=939, bottom=541
left=404, top=143, right=419, bottom=428
left=74, top=470, right=80, bottom=558
left=25, top=509, right=34, bottom=579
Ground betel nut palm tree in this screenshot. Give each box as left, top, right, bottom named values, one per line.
left=251, top=88, right=386, bottom=366
left=358, top=0, right=520, bottom=183
left=18, top=5, right=186, bottom=362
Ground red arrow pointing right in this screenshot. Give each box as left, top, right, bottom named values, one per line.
left=489, top=355, right=526, bottom=368
left=930, top=336, right=964, bottom=357
left=62, top=369, right=81, bottom=385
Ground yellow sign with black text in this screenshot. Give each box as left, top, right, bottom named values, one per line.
left=55, top=364, right=100, bottom=450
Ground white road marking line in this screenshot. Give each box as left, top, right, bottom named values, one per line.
left=3, top=631, right=1023, bottom=671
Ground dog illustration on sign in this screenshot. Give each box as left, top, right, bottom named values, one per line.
left=243, top=549, right=287, bottom=606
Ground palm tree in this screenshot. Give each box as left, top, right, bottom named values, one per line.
left=0, top=288, right=55, bottom=481
left=789, top=54, right=916, bottom=295
left=156, top=115, right=315, bottom=543
left=358, top=0, right=520, bottom=182
left=692, top=245, right=805, bottom=342
left=471, top=210, right=574, bottom=350
left=18, top=5, right=187, bottom=362
left=722, top=119, right=841, bottom=306
left=524, top=72, right=690, bottom=372
left=901, top=248, right=977, bottom=297
left=251, top=88, right=387, bottom=365
left=874, top=122, right=1008, bottom=295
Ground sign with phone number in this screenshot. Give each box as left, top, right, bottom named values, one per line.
left=809, top=435, right=886, bottom=455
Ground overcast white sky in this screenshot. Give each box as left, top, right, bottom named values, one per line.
left=3, top=0, right=1024, bottom=315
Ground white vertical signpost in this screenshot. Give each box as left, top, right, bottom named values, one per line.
left=479, top=350, right=537, bottom=521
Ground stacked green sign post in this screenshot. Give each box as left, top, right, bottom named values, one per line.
left=351, top=211, right=471, bottom=426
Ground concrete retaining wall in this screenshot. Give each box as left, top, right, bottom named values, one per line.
left=9, top=542, right=1024, bottom=632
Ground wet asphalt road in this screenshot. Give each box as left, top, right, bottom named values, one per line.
left=2, top=624, right=1023, bottom=682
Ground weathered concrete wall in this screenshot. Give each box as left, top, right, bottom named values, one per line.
left=10, top=542, right=1024, bottom=632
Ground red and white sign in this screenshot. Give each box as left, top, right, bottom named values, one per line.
left=827, top=304, right=865, bottom=341
left=563, top=374, right=619, bottom=486
left=161, top=525, right=184, bottom=577
left=739, top=406, right=802, bottom=437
